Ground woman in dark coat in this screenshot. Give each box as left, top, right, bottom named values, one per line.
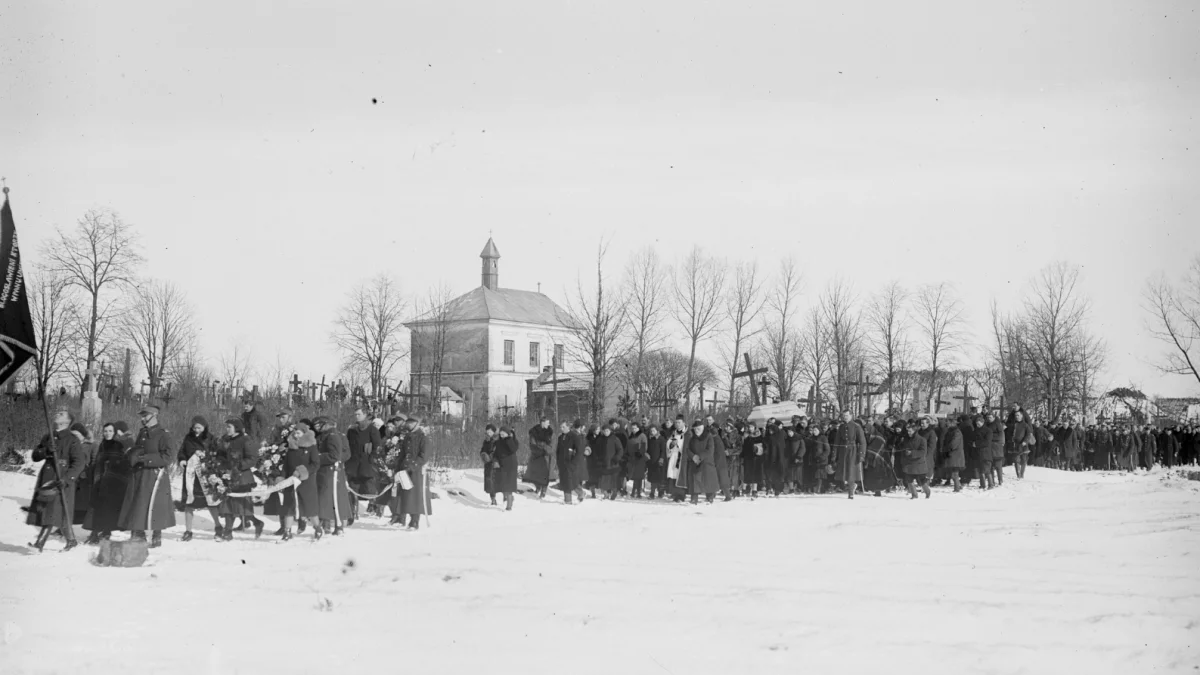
left=764, top=423, right=787, bottom=496
left=480, top=425, right=500, bottom=506
left=70, top=422, right=98, bottom=526
left=973, top=416, right=995, bottom=489
left=585, top=425, right=605, bottom=498
left=803, top=425, right=830, bottom=494
left=597, top=425, right=624, bottom=499
left=84, top=422, right=132, bottom=543
left=684, top=420, right=719, bottom=504
left=26, top=409, right=86, bottom=552
left=899, top=422, right=931, bottom=499
left=941, top=419, right=966, bottom=492
left=782, top=426, right=804, bottom=494
left=570, top=420, right=590, bottom=499
left=217, top=418, right=265, bottom=540
left=625, top=422, right=649, bottom=498
left=176, top=416, right=223, bottom=542
left=525, top=420, right=554, bottom=498
left=645, top=425, right=666, bottom=499
left=116, top=406, right=177, bottom=547
left=396, top=417, right=429, bottom=529
left=741, top=426, right=766, bottom=497
left=554, top=422, right=576, bottom=495
left=280, top=422, right=322, bottom=541
left=862, top=426, right=895, bottom=497
left=494, top=428, right=520, bottom=510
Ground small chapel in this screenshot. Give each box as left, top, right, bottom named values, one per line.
left=405, top=238, right=593, bottom=419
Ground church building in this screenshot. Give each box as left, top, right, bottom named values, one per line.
left=405, top=238, right=587, bottom=419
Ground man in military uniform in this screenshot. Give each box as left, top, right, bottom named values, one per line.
left=117, top=405, right=176, bottom=547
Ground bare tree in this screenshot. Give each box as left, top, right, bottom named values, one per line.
left=639, top=348, right=721, bottom=417
left=559, top=238, right=628, bottom=422
left=866, top=281, right=912, bottom=412
left=169, top=336, right=213, bottom=401
left=1143, top=253, right=1200, bottom=390
left=44, top=208, right=142, bottom=391
left=410, top=282, right=457, bottom=414
left=330, top=274, right=409, bottom=400
left=913, top=282, right=967, bottom=413
left=622, top=246, right=669, bottom=410
left=796, top=307, right=832, bottom=414
left=719, top=260, right=766, bottom=406
left=27, top=266, right=84, bottom=399
left=820, top=277, right=865, bottom=411
left=1016, top=263, right=1093, bottom=420
left=120, top=280, right=196, bottom=396
left=218, top=340, right=255, bottom=393
left=672, top=245, right=727, bottom=411
left=760, top=257, right=804, bottom=400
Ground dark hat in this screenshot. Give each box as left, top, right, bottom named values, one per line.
left=112, top=421, right=129, bottom=434
left=69, top=422, right=88, bottom=437
left=225, top=418, right=245, bottom=433
left=692, top=419, right=704, bottom=428
left=485, top=423, right=497, bottom=433
left=572, top=419, right=583, bottom=428
left=276, top=408, right=293, bottom=418
left=139, top=404, right=160, bottom=415
left=191, top=415, right=209, bottom=429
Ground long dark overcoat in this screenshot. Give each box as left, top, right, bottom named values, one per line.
left=116, top=425, right=177, bottom=532
left=524, top=425, right=554, bottom=488
left=832, top=421, right=867, bottom=484
left=495, top=436, right=520, bottom=494
left=26, top=429, right=85, bottom=529
left=84, top=437, right=132, bottom=532
left=316, top=429, right=352, bottom=522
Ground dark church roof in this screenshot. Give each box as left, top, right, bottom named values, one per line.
left=408, top=286, right=568, bottom=328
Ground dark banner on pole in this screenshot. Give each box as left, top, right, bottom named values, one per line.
left=0, top=193, right=37, bottom=390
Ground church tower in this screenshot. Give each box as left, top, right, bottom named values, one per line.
left=480, top=237, right=500, bottom=290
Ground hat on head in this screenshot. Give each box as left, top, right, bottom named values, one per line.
left=69, top=422, right=88, bottom=437
left=139, top=404, right=160, bottom=415
left=277, top=408, right=293, bottom=418
left=113, top=421, right=129, bottom=434
left=225, top=418, right=245, bottom=433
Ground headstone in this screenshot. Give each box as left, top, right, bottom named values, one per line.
left=81, top=366, right=102, bottom=432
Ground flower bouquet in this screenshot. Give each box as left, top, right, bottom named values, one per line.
left=253, top=444, right=287, bottom=504
left=199, top=448, right=232, bottom=505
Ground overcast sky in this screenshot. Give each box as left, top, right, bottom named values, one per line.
left=4, top=0, right=1199, bottom=397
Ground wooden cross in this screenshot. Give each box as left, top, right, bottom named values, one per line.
left=649, top=386, right=677, bottom=422
left=758, top=376, right=772, bottom=406
left=953, top=381, right=976, bottom=414
left=159, top=382, right=175, bottom=407
left=733, top=353, right=768, bottom=406
left=498, top=395, right=515, bottom=418
left=289, top=373, right=302, bottom=393
left=315, top=376, right=328, bottom=400
left=707, top=390, right=721, bottom=414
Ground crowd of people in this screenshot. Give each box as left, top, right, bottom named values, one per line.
left=23, top=400, right=429, bottom=552
left=494, top=406, right=1200, bottom=506
left=21, top=396, right=1199, bottom=553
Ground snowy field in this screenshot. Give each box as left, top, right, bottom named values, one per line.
left=1, top=465, right=1198, bottom=675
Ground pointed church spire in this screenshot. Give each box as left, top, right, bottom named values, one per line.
left=480, top=237, right=500, bottom=290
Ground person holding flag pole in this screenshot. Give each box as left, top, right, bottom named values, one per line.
left=1, top=185, right=82, bottom=552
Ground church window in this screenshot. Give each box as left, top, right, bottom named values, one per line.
left=503, top=340, right=514, bottom=366
left=554, top=344, right=564, bottom=369
left=530, top=342, right=540, bottom=368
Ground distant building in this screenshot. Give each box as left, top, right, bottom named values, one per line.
left=405, top=238, right=587, bottom=418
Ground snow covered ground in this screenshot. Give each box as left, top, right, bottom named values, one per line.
left=1, top=465, right=1197, bottom=675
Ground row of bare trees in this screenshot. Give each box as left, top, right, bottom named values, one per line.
left=556, top=240, right=1139, bottom=422
left=26, top=209, right=204, bottom=401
